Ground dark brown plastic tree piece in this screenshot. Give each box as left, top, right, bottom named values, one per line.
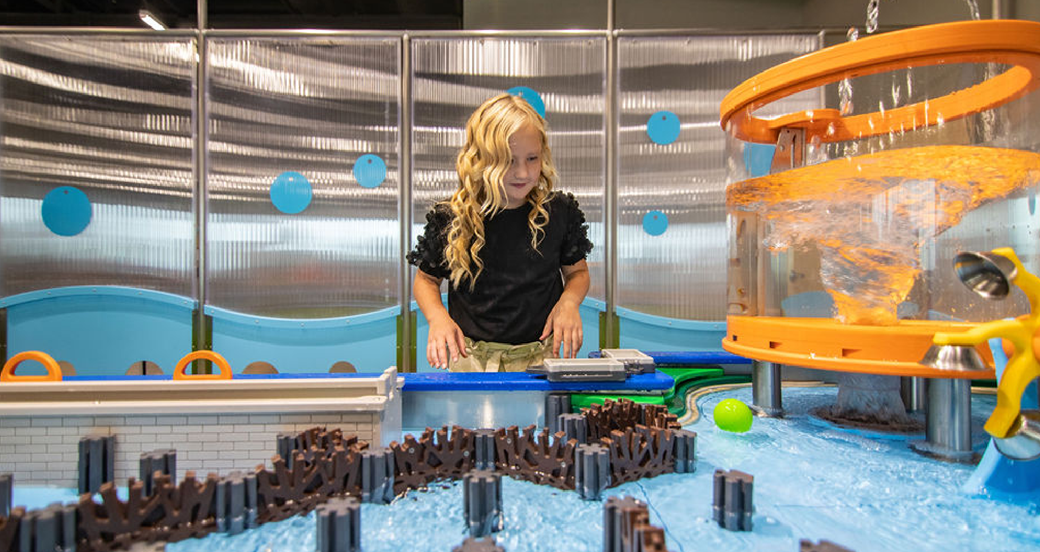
left=389, top=426, right=476, bottom=495
left=77, top=473, right=218, bottom=552
left=800, top=539, right=855, bottom=552
left=586, top=400, right=680, bottom=441
left=603, top=425, right=677, bottom=485
left=495, top=425, right=577, bottom=490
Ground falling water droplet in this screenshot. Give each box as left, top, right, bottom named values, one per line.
left=839, top=75, right=854, bottom=116
left=964, top=0, right=981, bottom=20
left=866, top=0, right=880, bottom=33
left=840, top=97, right=854, bottom=116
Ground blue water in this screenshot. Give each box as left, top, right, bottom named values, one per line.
left=14, top=387, right=1040, bottom=552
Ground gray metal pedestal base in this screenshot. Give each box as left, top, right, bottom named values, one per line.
left=751, top=361, right=783, bottom=417
left=909, top=378, right=978, bottom=463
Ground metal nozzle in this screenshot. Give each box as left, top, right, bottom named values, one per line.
left=993, top=410, right=1040, bottom=461
left=955, top=251, right=1018, bottom=300
left=919, top=344, right=987, bottom=372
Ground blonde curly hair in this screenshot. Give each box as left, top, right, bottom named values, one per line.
left=445, top=93, right=558, bottom=290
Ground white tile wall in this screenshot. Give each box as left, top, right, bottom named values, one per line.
left=0, top=412, right=382, bottom=487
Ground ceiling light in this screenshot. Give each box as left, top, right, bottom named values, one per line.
left=139, top=9, right=167, bottom=31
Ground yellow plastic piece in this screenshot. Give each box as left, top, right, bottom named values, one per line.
left=719, top=20, right=1040, bottom=144
left=1, top=351, right=63, bottom=382
left=932, top=248, right=1040, bottom=439
left=173, top=350, right=233, bottom=380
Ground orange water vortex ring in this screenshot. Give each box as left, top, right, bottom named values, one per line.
left=723, top=315, right=995, bottom=379
left=720, top=20, right=1040, bottom=144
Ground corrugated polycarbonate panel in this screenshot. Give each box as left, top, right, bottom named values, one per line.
left=410, top=37, right=607, bottom=300
left=0, top=35, right=196, bottom=298
left=616, top=34, right=820, bottom=320
left=206, top=37, right=400, bottom=317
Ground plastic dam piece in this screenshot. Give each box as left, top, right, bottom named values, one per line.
left=463, top=470, right=503, bottom=538
left=713, top=469, right=754, bottom=532
left=18, top=502, right=76, bottom=552
left=316, top=497, right=361, bottom=552
left=601, top=349, right=657, bottom=374
left=78, top=435, right=114, bottom=495
left=528, top=358, right=627, bottom=382
left=0, top=474, right=10, bottom=518
left=963, top=338, right=1040, bottom=504
left=602, top=496, right=649, bottom=552
left=575, top=443, right=610, bottom=500
left=276, top=432, right=298, bottom=469
left=559, top=413, right=588, bottom=444
left=473, top=429, right=496, bottom=470
left=673, top=429, right=697, bottom=473
left=215, top=471, right=258, bottom=535
left=544, top=393, right=571, bottom=432
left=361, top=448, right=395, bottom=504
left=139, top=449, right=176, bottom=496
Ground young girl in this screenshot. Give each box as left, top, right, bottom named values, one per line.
left=408, top=93, right=593, bottom=372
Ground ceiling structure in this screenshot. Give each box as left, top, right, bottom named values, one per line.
left=0, top=0, right=463, bottom=29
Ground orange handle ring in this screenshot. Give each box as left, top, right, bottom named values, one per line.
left=720, top=20, right=1040, bottom=144
left=173, top=350, right=233, bottom=380
left=1, top=351, right=63, bottom=382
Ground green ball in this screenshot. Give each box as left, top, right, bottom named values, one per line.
left=713, top=398, right=753, bottom=433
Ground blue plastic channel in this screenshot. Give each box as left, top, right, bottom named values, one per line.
left=399, top=370, right=673, bottom=392
left=589, top=350, right=750, bottom=366
left=61, top=372, right=379, bottom=382
left=0, top=285, right=197, bottom=310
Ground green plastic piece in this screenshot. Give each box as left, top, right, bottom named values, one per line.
left=569, top=366, right=751, bottom=417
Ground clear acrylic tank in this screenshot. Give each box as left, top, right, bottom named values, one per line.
left=720, top=20, right=1040, bottom=380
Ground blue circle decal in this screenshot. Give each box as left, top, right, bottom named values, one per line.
left=646, top=111, right=680, bottom=145
left=743, top=142, right=776, bottom=178
left=41, top=186, right=92, bottom=236
left=353, top=154, right=387, bottom=189
left=507, top=86, right=546, bottom=118
left=270, top=171, right=312, bottom=214
left=643, top=210, right=668, bottom=236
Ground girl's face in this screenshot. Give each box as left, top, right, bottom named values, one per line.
left=502, top=123, right=542, bottom=209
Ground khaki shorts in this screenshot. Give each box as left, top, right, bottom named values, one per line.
left=449, top=336, right=552, bottom=373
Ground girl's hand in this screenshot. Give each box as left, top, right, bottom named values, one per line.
left=541, top=298, right=583, bottom=359
left=427, top=313, right=467, bottom=370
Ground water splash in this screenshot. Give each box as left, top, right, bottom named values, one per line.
left=727, top=146, right=1040, bottom=325
left=839, top=27, right=859, bottom=118
left=964, top=0, right=981, bottom=20
left=866, top=0, right=881, bottom=33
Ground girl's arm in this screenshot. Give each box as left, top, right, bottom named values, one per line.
left=413, top=270, right=468, bottom=369
left=541, top=259, right=591, bottom=358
